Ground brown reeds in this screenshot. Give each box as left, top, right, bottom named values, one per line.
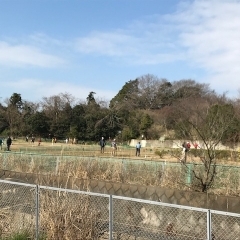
left=39, top=190, right=108, bottom=239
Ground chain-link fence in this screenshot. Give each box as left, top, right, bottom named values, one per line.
left=0, top=152, right=187, bottom=188
left=0, top=179, right=240, bottom=239
left=0, top=180, right=36, bottom=238
left=2, top=151, right=240, bottom=193
left=112, top=196, right=208, bottom=239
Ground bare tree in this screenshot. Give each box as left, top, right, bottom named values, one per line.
left=2, top=93, right=24, bottom=136
left=40, top=92, right=75, bottom=136
left=171, top=79, right=213, bottom=99
left=41, top=93, right=75, bottom=119
left=172, top=95, right=238, bottom=192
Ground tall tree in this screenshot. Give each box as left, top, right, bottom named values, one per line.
left=137, top=74, right=162, bottom=109
left=153, top=81, right=173, bottom=108
left=70, top=104, right=86, bottom=140
left=26, top=112, right=50, bottom=137
left=87, top=91, right=97, bottom=105
left=3, top=93, right=24, bottom=136
left=95, top=106, right=123, bottom=140
left=171, top=79, right=214, bottom=100
left=0, top=103, right=8, bottom=133
left=41, top=93, right=75, bottom=138
left=109, top=79, right=138, bottom=109
left=9, top=93, right=23, bottom=110
left=139, top=113, right=153, bottom=139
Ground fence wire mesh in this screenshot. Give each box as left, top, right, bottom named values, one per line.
left=39, top=187, right=109, bottom=239
left=4, top=151, right=240, bottom=194
left=112, top=197, right=207, bottom=240
left=0, top=181, right=36, bottom=238
left=211, top=211, right=240, bottom=240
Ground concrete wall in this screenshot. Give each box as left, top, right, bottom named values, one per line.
left=129, top=139, right=238, bottom=150
left=1, top=169, right=239, bottom=214
left=130, top=139, right=147, bottom=147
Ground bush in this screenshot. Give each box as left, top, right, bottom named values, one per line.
left=155, top=149, right=168, bottom=158
left=1, top=231, right=32, bottom=240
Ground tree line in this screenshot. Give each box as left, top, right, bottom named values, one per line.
left=2, top=74, right=240, bottom=192
left=0, top=74, right=240, bottom=145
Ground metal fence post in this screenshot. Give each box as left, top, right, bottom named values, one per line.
left=207, top=209, right=211, bottom=240
left=186, top=163, right=192, bottom=185
left=109, top=195, right=113, bottom=240
left=3, top=152, right=7, bottom=169
left=55, top=156, right=59, bottom=175
left=35, top=185, right=39, bottom=240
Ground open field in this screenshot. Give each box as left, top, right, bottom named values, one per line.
left=1, top=138, right=240, bottom=196
left=4, top=138, right=240, bottom=166
left=4, top=139, right=168, bottom=161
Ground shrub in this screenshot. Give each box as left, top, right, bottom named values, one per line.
left=155, top=149, right=169, bottom=158
left=0, top=231, right=39, bottom=240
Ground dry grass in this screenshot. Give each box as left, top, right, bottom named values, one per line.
left=39, top=190, right=108, bottom=240
left=2, top=140, right=240, bottom=195
left=2, top=140, right=183, bottom=189
left=0, top=190, right=108, bottom=239
left=1, top=140, right=240, bottom=239
left=0, top=208, right=35, bottom=239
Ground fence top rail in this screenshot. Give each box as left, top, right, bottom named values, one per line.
left=112, top=195, right=209, bottom=213
left=0, top=179, right=111, bottom=198
left=0, top=179, right=36, bottom=187
left=210, top=209, right=240, bottom=217
left=39, top=185, right=110, bottom=198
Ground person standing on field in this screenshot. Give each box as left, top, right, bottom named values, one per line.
left=0, top=138, right=3, bottom=150
left=136, top=141, right=141, bottom=156
left=31, top=135, right=35, bottom=144
left=111, top=139, right=117, bottom=156
left=6, top=136, right=12, bottom=151
left=181, top=141, right=191, bottom=163
left=99, top=137, right=106, bottom=153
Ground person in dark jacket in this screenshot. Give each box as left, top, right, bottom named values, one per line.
left=6, top=136, right=12, bottom=151
left=99, top=137, right=106, bottom=153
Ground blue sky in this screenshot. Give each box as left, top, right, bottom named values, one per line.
left=1, top=0, right=240, bottom=103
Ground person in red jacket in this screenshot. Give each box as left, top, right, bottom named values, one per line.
left=181, top=141, right=191, bottom=163
left=186, top=142, right=191, bottom=150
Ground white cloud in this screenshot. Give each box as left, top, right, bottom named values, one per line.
left=2, top=0, right=240, bottom=100
left=74, top=0, right=240, bottom=96
left=0, top=41, right=65, bottom=68
left=29, top=32, right=64, bottom=46
left=75, top=31, right=137, bottom=57
left=2, top=78, right=116, bottom=102
left=5, top=78, right=42, bottom=88
left=38, top=81, right=116, bottom=102
left=74, top=28, right=182, bottom=65
left=170, top=0, right=240, bottom=96
left=173, top=0, right=240, bottom=69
